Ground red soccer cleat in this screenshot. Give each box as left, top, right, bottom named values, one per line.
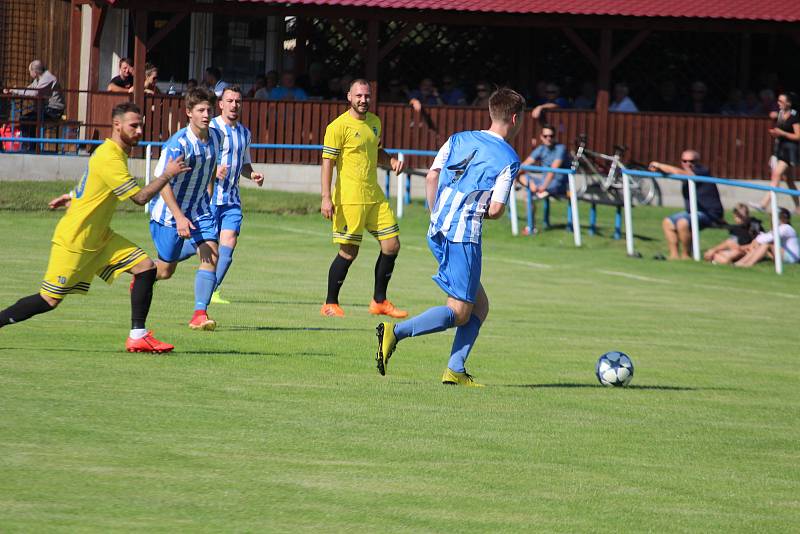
left=125, top=331, right=174, bottom=353
left=189, top=310, right=217, bottom=331
left=369, top=299, right=408, bottom=319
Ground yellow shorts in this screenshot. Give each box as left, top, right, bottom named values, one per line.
left=332, top=201, right=400, bottom=245
left=40, top=232, right=149, bottom=300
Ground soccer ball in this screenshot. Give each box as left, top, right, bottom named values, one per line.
left=595, top=351, right=634, bottom=387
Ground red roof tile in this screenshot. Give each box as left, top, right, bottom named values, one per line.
left=233, top=0, right=799, bottom=22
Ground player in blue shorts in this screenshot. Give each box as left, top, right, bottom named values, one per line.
left=208, top=85, right=264, bottom=305
left=149, top=87, right=225, bottom=331
left=374, top=88, right=525, bottom=386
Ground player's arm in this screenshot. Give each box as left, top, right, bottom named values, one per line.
left=426, top=137, right=452, bottom=212
left=241, top=163, right=264, bottom=187
left=648, top=161, right=689, bottom=175
left=130, top=155, right=190, bottom=206
left=159, top=182, right=195, bottom=237
left=321, top=123, right=342, bottom=219
left=320, top=158, right=335, bottom=219
left=48, top=193, right=71, bottom=209
left=487, top=164, right=517, bottom=219
left=378, top=148, right=404, bottom=174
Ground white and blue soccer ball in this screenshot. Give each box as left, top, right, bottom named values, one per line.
left=596, top=351, right=634, bottom=387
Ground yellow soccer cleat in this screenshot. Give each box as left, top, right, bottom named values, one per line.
left=210, top=290, right=230, bottom=305
left=441, top=368, right=485, bottom=387
left=375, top=322, right=397, bottom=376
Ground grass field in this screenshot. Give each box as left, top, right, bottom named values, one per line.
left=1, top=182, right=798, bottom=532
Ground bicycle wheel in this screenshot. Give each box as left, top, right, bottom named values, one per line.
left=625, top=164, right=662, bottom=205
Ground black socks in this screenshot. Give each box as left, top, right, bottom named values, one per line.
left=373, top=252, right=397, bottom=303
left=326, top=254, right=354, bottom=305
left=0, top=294, right=55, bottom=327
left=130, top=269, right=156, bottom=329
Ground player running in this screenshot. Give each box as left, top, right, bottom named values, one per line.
left=149, top=87, right=224, bottom=330
left=208, top=85, right=264, bottom=305
left=0, top=102, right=188, bottom=352
left=320, top=78, right=407, bottom=318
left=374, top=88, right=525, bottom=386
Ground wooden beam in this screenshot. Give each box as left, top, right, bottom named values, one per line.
left=87, top=4, right=104, bottom=91
left=609, top=29, right=650, bottom=70
left=562, top=28, right=599, bottom=69
left=133, top=9, right=147, bottom=112
left=366, top=19, right=379, bottom=81
left=67, top=0, right=83, bottom=117
left=91, top=4, right=107, bottom=48
left=146, top=12, right=187, bottom=51
left=329, top=18, right=367, bottom=58
left=595, top=29, right=612, bottom=152
left=377, top=22, right=414, bottom=62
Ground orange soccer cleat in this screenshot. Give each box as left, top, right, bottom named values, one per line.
left=188, top=310, right=217, bottom=331
left=320, top=303, right=345, bottom=317
left=369, top=299, right=408, bottom=319
left=125, top=331, right=174, bottom=353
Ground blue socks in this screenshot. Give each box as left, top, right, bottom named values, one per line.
left=194, top=270, right=216, bottom=311
left=215, top=245, right=234, bottom=290
left=178, top=240, right=196, bottom=262
left=394, top=305, right=456, bottom=341
left=447, top=314, right=482, bottom=373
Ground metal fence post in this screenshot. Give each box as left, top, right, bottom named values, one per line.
left=567, top=171, right=582, bottom=247
left=687, top=178, right=701, bottom=261
left=770, top=191, right=783, bottom=275
left=396, top=152, right=405, bottom=218
left=508, top=188, right=519, bottom=236
left=622, top=171, right=635, bottom=256
left=144, top=144, right=152, bottom=214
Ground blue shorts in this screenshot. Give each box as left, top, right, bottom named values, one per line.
left=428, top=232, right=482, bottom=303
left=667, top=210, right=715, bottom=230
left=149, top=214, right=218, bottom=263
left=532, top=174, right=568, bottom=196
left=211, top=203, right=243, bottom=235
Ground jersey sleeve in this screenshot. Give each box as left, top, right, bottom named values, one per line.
left=529, top=145, right=543, bottom=162
left=430, top=137, right=452, bottom=171
left=490, top=161, right=520, bottom=205
left=322, top=122, right=342, bottom=160
left=242, top=129, right=252, bottom=165
left=154, top=140, right=184, bottom=177
left=552, top=145, right=568, bottom=165
left=100, top=152, right=141, bottom=201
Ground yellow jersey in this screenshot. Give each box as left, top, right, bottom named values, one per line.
left=322, top=111, right=385, bottom=204
left=51, top=139, right=141, bottom=252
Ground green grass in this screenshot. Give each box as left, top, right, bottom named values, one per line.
left=1, top=182, right=798, bottom=532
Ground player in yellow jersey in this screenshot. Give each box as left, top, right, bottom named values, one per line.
left=320, top=78, right=408, bottom=318
left=0, top=103, right=189, bottom=352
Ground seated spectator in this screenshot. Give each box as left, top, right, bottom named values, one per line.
left=471, top=81, right=491, bottom=108
left=650, top=150, right=724, bottom=260
left=298, top=62, right=329, bottom=100
left=609, top=82, right=638, bottom=112
left=408, top=78, right=443, bottom=106
left=205, top=67, right=228, bottom=98
left=531, top=83, right=570, bottom=119
left=573, top=80, right=596, bottom=110
left=439, top=76, right=467, bottom=106
left=517, top=125, right=571, bottom=198
left=254, top=70, right=278, bottom=99
left=107, top=57, right=134, bottom=93
left=647, top=80, right=682, bottom=112
left=143, top=63, right=160, bottom=95
left=735, top=208, right=799, bottom=266
left=703, top=204, right=764, bottom=264
left=684, top=81, right=719, bottom=114
left=3, top=60, right=65, bottom=147
left=269, top=71, right=308, bottom=101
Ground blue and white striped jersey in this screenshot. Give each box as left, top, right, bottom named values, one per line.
left=209, top=116, right=252, bottom=207
left=150, top=126, right=223, bottom=226
left=428, top=130, right=520, bottom=244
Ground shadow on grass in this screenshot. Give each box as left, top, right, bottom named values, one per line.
left=231, top=299, right=369, bottom=308
left=504, top=383, right=735, bottom=391
left=224, top=325, right=364, bottom=332
left=535, top=223, right=656, bottom=242
left=182, top=349, right=333, bottom=357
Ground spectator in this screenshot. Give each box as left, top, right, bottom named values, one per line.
left=3, top=60, right=65, bottom=147
left=531, top=83, right=570, bottom=119
left=408, top=78, right=443, bottom=106
left=517, top=125, right=571, bottom=199
left=439, top=76, right=467, bottom=106
left=269, top=71, right=308, bottom=101
left=471, top=81, right=492, bottom=108
left=684, top=81, right=719, bottom=114
left=735, top=208, right=799, bottom=267
left=254, top=70, right=279, bottom=100
left=247, top=75, right=267, bottom=98
left=298, top=62, right=329, bottom=100
left=751, top=91, right=800, bottom=213
left=703, top=204, right=764, bottom=264
left=573, top=80, right=596, bottom=110
left=720, top=88, right=748, bottom=116
left=204, top=67, right=228, bottom=98
left=650, top=150, right=724, bottom=260
left=107, top=57, right=134, bottom=93
left=647, top=80, right=682, bottom=112
left=143, top=64, right=160, bottom=95
left=379, top=78, right=408, bottom=103
left=609, top=82, right=638, bottom=112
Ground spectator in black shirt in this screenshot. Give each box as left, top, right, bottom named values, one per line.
left=752, top=91, right=800, bottom=213
left=703, top=203, right=763, bottom=264
left=107, top=58, right=134, bottom=93
left=650, top=150, right=724, bottom=260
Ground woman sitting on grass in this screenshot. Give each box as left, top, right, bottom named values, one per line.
left=703, top=203, right=763, bottom=264
left=735, top=208, right=799, bottom=267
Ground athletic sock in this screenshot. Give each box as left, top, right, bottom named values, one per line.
left=326, top=254, right=354, bottom=304
left=373, top=252, right=397, bottom=303
left=0, top=294, right=55, bottom=327
left=447, top=314, right=482, bottom=373
left=130, top=268, right=156, bottom=329
left=215, top=245, right=234, bottom=290
left=177, top=240, right=197, bottom=262
left=129, top=328, right=148, bottom=339
left=393, top=305, right=455, bottom=341
left=194, top=270, right=216, bottom=311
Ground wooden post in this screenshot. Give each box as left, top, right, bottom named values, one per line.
left=596, top=29, right=612, bottom=152
left=133, top=10, right=147, bottom=112
left=67, top=0, right=82, bottom=119
left=87, top=3, right=106, bottom=92
left=294, top=17, right=308, bottom=75
left=367, top=19, right=379, bottom=107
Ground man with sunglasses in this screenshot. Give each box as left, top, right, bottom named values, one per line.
left=650, top=150, right=723, bottom=260
left=517, top=125, right=570, bottom=198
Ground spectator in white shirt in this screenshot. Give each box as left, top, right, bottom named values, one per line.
left=735, top=208, right=799, bottom=266
left=609, top=82, right=638, bottom=113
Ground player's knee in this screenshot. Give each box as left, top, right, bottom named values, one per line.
left=157, top=262, right=176, bottom=280
left=41, top=294, right=61, bottom=308
left=339, top=245, right=359, bottom=261
left=382, top=239, right=400, bottom=255
left=131, top=257, right=156, bottom=274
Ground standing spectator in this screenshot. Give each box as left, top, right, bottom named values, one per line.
left=3, top=60, right=65, bottom=146
left=650, top=150, right=724, bottom=260
left=107, top=58, right=134, bottom=93
left=735, top=208, right=799, bottom=267
left=573, top=80, right=596, bottom=110
left=269, top=71, right=308, bottom=101
left=254, top=70, right=278, bottom=100
left=609, top=82, right=638, bottom=112
left=684, top=81, right=719, bottom=114
left=703, top=204, right=763, bottom=264
left=471, top=81, right=492, bottom=108
left=517, top=125, right=571, bottom=197
left=408, top=78, right=443, bottom=106
left=647, top=80, right=682, bottom=112
left=440, top=76, right=467, bottom=106
left=204, top=67, right=228, bottom=98
left=143, top=64, right=160, bottom=95
left=752, top=92, right=800, bottom=213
